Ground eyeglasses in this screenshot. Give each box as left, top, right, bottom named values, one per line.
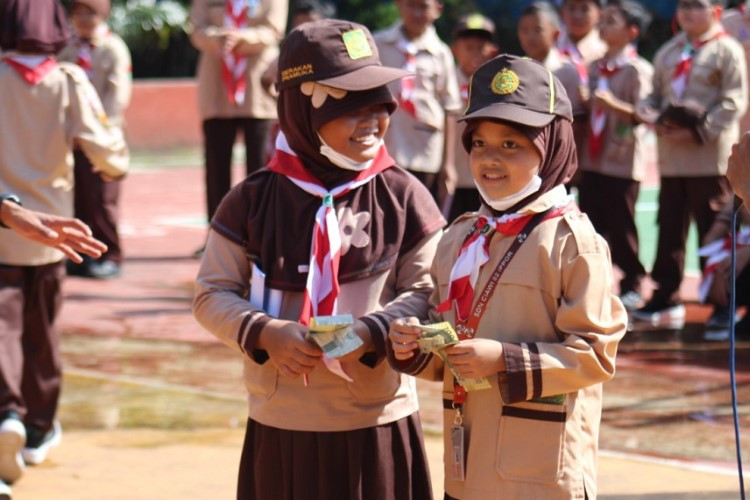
left=676, top=1, right=711, bottom=10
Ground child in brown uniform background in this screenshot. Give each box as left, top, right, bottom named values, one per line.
left=445, top=13, right=497, bottom=222
left=578, top=0, right=653, bottom=311
left=193, top=19, right=444, bottom=499
left=0, top=0, right=129, bottom=496
left=58, top=0, right=131, bottom=279
left=389, top=55, right=626, bottom=499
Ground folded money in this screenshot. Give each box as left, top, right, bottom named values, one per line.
left=418, top=322, right=491, bottom=392
left=309, top=314, right=363, bottom=359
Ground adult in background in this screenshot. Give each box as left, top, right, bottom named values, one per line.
left=189, top=0, right=288, bottom=257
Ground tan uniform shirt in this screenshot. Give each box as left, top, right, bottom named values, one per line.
left=396, top=186, right=626, bottom=499
left=453, top=68, right=474, bottom=189
left=544, top=48, right=585, bottom=118
left=723, top=8, right=750, bottom=134
left=375, top=22, right=462, bottom=173
left=580, top=50, right=654, bottom=181
left=0, top=58, right=129, bottom=266
left=194, top=225, right=442, bottom=432
left=58, top=30, right=132, bottom=128
left=638, top=25, right=748, bottom=177
left=189, top=0, right=286, bottom=120
left=558, top=28, right=608, bottom=68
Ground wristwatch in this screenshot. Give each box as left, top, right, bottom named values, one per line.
left=0, top=193, right=22, bottom=229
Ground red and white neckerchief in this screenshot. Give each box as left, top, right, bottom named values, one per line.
left=588, top=45, right=638, bottom=160
left=221, top=0, right=254, bottom=106
left=671, top=30, right=727, bottom=99
left=76, top=40, right=94, bottom=79
left=2, top=55, right=58, bottom=85
left=267, top=132, right=393, bottom=382
left=436, top=197, right=577, bottom=321
left=558, top=33, right=589, bottom=86
left=267, top=132, right=394, bottom=324
left=698, top=226, right=750, bottom=303
left=396, top=38, right=418, bottom=119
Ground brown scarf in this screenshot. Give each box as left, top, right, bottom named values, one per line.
left=462, top=117, right=578, bottom=215
left=0, top=0, right=70, bottom=54
left=211, top=84, right=445, bottom=291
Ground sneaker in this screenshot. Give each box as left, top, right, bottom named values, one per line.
left=0, top=416, right=25, bottom=483
left=631, top=300, right=686, bottom=329
left=619, top=290, right=642, bottom=311
left=706, top=306, right=737, bottom=330
left=86, top=260, right=121, bottom=280
left=0, top=479, right=11, bottom=500
left=22, top=421, right=61, bottom=466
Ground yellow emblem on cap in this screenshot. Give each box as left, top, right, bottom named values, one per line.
left=342, top=29, right=373, bottom=60
left=465, top=14, right=486, bottom=30
left=491, top=68, right=520, bottom=95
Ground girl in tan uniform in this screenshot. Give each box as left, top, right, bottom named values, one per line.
left=193, top=19, right=443, bottom=499
left=0, top=0, right=128, bottom=495
left=389, top=55, right=627, bottom=499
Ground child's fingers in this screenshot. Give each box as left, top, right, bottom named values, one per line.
left=296, top=338, right=323, bottom=357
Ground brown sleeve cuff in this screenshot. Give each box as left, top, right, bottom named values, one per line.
left=359, top=314, right=390, bottom=367
left=497, top=342, right=531, bottom=404
left=239, top=312, right=272, bottom=365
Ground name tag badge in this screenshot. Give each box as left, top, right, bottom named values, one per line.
left=450, top=424, right=465, bottom=482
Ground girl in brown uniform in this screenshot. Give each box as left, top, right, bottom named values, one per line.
left=193, top=19, right=443, bottom=499
left=389, top=55, right=627, bottom=499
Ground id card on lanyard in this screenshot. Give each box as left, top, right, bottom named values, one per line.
left=448, top=207, right=553, bottom=482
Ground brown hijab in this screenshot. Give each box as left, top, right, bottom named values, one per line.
left=0, top=0, right=70, bottom=54
left=462, top=116, right=578, bottom=215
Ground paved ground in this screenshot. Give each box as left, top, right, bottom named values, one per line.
left=8, top=154, right=749, bottom=499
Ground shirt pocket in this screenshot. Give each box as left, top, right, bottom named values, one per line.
left=496, top=400, right=566, bottom=483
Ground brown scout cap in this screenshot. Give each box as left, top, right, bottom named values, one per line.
left=452, top=13, right=496, bottom=40
left=460, top=54, right=573, bottom=128
left=277, top=18, right=410, bottom=92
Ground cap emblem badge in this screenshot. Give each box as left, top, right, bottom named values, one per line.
left=491, top=68, right=520, bottom=95
left=465, top=14, right=486, bottom=30
left=342, top=29, right=373, bottom=60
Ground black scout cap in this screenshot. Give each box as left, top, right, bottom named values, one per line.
left=277, top=18, right=410, bottom=92
left=461, top=54, right=573, bottom=128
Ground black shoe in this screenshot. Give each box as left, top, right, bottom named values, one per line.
left=66, top=255, right=94, bottom=277
left=86, top=260, right=121, bottom=279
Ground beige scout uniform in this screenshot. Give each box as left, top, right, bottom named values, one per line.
left=374, top=22, right=462, bottom=174
left=58, top=30, right=132, bottom=128
left=544, top=47, right=586, bottom=118
left=723, top=7, right=750, bottom=134
left=580, top=52, right=653, bottom=181
left=558, top=28, right=607, bottom=67
left=420, top=186, right=626, bottom=499
left=189, top=0, right=286, bottom=120
left=638, top=26, right=748, bottom=176
left=0, top=58, right=129, bottom=266
left=194, top=227, right=442, bottom=431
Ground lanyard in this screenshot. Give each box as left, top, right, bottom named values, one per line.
left=451, top=207, right=553, bottom=408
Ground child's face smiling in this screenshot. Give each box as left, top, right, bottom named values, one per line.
left=318, top=103, right=390, bottom=163
left=469, top=121, right=542, bottom=201
left=70, top=3, right=103, bottom=40
left=517, top=13, right=559, bottom=63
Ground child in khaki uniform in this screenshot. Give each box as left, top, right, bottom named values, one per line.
left=578, top=0, right=653, bottom=310
left=188, top=0, right=287, bottom=248
left=193, top=19, right=443, bottom=499
left=0, top=0, right=128, bottom=495
left=723, top=0, right=750, bottom=134
left=446, top=13, right=497, bottom=222
left=58, top=0, right=131, bottom=279
left=633, top=0, right=748, bottom=327
left=374, top=0, right=462, bottom=202
left=389, top=55, right=626, bottom=499
left=518, top=2, right=588, bottom=156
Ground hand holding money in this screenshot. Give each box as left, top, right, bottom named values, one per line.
left=417, top=322, right=491, bottom=392
left=309, top=314, right=364, bottom=358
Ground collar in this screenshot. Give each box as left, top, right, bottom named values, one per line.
left=478, top=185, right=570, bottom=216
left=381, top=21, right=441, bottom=55
left=543, top=47, right=565, bottom=72
left=79, top=24, right=110, bottom=47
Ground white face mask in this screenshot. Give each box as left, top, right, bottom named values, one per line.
left=318, top=134, right=382, bottom=172
left=474, top=174, right=543, bottom=212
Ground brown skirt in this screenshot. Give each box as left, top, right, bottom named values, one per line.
left=237, top=413, right=433, bottom=500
